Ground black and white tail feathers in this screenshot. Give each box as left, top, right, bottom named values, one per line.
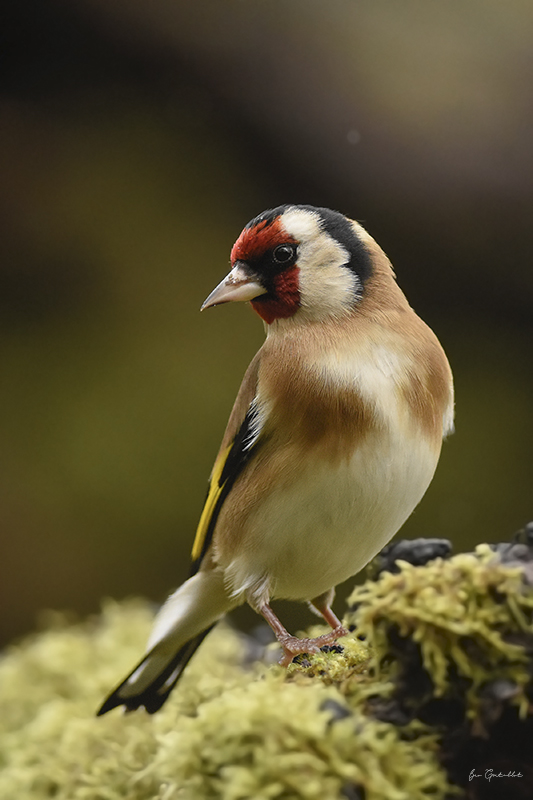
left=97, top=626, right=215, bottom=715
left=97, top=570, right=237, bottom=715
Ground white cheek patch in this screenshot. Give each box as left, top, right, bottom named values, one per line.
left=281, top=207, right=361, bottom=321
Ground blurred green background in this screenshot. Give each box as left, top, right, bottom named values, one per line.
left=1, top=0, right=532, bottom=645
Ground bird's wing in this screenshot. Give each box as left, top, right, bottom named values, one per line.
left=189, top=351, right=263, bottom=575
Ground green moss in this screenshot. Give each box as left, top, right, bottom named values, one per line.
left=345, top=546, right=533, bottom=718
left=1, top=544, right=533, bottom=799
left=0, top=604, right=447, bottom=800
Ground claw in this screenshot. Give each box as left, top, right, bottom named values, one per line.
left=278, top=625, right=348, bottom=666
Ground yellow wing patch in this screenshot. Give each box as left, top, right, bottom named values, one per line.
left=191, top=444, right=233, bottom=562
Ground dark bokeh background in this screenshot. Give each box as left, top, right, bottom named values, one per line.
left=1, top=0, right=532, bottom=645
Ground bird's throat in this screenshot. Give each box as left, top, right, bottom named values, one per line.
left=251, top=266, right=301, bottom=324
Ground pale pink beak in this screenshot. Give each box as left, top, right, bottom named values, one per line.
left=201, top=262, right=267, bottom=310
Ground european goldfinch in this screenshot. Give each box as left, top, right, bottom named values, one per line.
left=98, top=204, right=454, bottom=715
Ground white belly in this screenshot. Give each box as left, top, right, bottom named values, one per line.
left=227, top=426, right=441, bottom=603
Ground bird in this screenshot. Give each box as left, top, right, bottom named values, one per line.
left=97, top=204, right=454, bottom=715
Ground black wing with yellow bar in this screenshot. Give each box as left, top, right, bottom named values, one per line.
left=189, top=402, right=262, bottom=576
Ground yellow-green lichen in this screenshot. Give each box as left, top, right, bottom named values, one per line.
left=345, top=547, right=533, bottom=718
left=0, top=600, right=448, bottom=800
left=1, top=544, right=533, bottom=800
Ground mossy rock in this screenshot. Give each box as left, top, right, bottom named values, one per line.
left=1, top=532, right=533, bottom=800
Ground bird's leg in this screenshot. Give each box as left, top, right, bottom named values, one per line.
left=309, top=590, right=349, bottom=639
left=258, top=602, right=348, bottom=667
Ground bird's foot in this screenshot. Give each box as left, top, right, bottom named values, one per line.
left=278, top=625, right=348, bottom=667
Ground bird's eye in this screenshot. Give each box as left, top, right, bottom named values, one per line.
left=273, top=244, right=296, bottom=264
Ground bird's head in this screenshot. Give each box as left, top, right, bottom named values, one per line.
left=201, top=205, right=374, bottom=324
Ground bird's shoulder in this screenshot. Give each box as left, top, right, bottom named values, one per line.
left=189, top=351, right=263, bottom=571
left=217, top=349, right=262, bottom=456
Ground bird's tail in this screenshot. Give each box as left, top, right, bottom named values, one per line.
left=97, top=626, right=215, bottom=715
left=97, top=570, right=235, bottom=715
